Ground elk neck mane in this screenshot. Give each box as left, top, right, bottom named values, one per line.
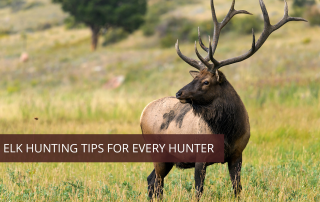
left=191, top=78, right=246, bottom=146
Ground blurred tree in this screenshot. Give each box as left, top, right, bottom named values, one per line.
left=52, top=0, right=147, bottom=51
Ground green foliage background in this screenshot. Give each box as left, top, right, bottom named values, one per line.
left=52, top=0, right=147, bottom=33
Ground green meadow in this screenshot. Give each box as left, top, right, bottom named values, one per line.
left=0, top=0, right=319, bottom=201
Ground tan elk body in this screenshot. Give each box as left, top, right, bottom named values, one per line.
left=140, top=0, right=306, bottom=200
left=141, top=97, right=212, bottom=134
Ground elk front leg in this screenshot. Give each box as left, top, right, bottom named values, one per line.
left=148, top=163, right=173, bottom=200
left=228, top=155, right=242, bottom=197
left=194, top=162, right=207, bottom=200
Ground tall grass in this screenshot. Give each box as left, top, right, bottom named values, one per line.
left=0, top=85, right=319, bottom=200
left=0, top=0, right=319, bottom=200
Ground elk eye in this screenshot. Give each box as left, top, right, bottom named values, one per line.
left=203, top=81, right=209, bottom=85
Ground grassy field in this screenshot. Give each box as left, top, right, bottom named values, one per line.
left=0, top=0, right=320, bottom=201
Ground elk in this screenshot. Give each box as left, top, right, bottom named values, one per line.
left=140, top=0, right=306, bottom=200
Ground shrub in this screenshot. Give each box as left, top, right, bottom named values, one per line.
left=0, top=0, right=10, bottom=8
left=149, top=8, right=263, bottom=48
left=293, top=0, right=315, bottom=8
left=304, top=5, right=320, bottom=26
left=64, top=16, right=86, bottom=30
left=157, top=14, right=262, bottom=48
left=0, top=0, right=43, bottom=10
left=141, top=0, right=198, bottom=37
left=158, top=17, right=215, bottom=48
left=141, top=3, right=174, bottom=37
left=290, top=6, right=306, bottom=18
left=141, top=15, right=159, bottom=36
left=10, top=0, right=26, bottom=13
left=231, top=16, right=263, bottom=35
left=302, top=37, right=311, bottom=44
left=291, top=0, right=315, bottom=17
left=0, top=27, right=12, bottom=36
left=160, top=34, right=176, bottom=48
left=102, top=28, right=129, bottom=46
left=157, top=17, right=195, bottom=48
left=23, top=1, right=44, bottom=10
left=192, top=19, right=217, bottom=41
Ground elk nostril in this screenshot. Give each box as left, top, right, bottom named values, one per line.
left=176, top=91, right=182, bottom=98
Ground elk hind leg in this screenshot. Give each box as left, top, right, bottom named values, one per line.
left=228, top=155, right=242, bottom=197
left=147, top=169, right=156, bottom=199
left=148, top=163, right=173, bottom=200
left=194, top=162, right=207, bottom=201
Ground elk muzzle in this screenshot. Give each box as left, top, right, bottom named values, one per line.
left=176, top=90, right=192, bottom=104
left=176, top=91, right=182, bottom=98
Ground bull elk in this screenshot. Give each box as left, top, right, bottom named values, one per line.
left=140, top=0, right=306, bottom=200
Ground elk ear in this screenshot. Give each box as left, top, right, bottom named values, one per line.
left=189, top=71, right=200, bottom=78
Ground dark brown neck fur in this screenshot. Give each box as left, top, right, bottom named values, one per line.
left=191, top=78, right=247, bottom=148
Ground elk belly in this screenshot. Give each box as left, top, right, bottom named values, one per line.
left=168, top=144, right=214, bottom=153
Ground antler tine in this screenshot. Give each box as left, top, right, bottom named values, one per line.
left=210, top=0, right=219, bottom=28
left=255, top=0, right=307, bottom=51
left=220, top=0, right=252, bottom=29
left=175, top=40, right=205, bottom=71
left=216, top=0, right=307, bottom=70
left=198, top=28, right=221, bottom=69
left=176, top=0, right=251, bottom=72
left=270, top=0, right=307, bottom=32
left=198, top=27, right=209, bottom=53
left=211, top=0, right=252, bottom=55
left=199, top=0, right=252, bottom=55
left=259, top=0, right=271, bottom=29
left=194, top=41, right=213, bottom=69
left=175, top=0, right=306, bottom=73
left=255, top=0, right=305, bottom=31
left=208, top=36, right=220, bottom=70
left=217, top=29, right=256, bottom=68
left=210, top=0, right=220, bottom=55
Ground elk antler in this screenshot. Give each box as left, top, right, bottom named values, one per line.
left=176, top=0, right=251, bottom=71
left=175, top=0, right=307, bottom=73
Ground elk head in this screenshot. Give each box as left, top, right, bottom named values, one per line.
left=175, top=0, right=307, bottom=104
